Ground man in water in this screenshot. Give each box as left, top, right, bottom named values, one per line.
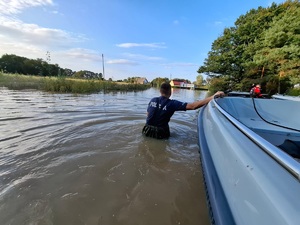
left=142, top=82, right=224, bottom=139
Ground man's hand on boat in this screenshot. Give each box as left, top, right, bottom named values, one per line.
left=213, top=91, right=225, bottom=98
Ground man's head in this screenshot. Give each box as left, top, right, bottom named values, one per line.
left=160, top=82, right=171, bottom=98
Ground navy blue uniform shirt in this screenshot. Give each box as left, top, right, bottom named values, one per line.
left=146, top=96, right=187, bottom=128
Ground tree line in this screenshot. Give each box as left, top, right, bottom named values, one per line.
left=0, top=53, right=195, bottom=87
left=0, top=54, right=168, bottom=85
left=0, top=54, right=103, bottom=80
left=198, top=0, right=300, bottom=95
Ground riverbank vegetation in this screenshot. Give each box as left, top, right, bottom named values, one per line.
left=198, top=0, right=300, bottom=96
left=0, top=54, right=152, bottom=87
left=0, top=73, right=150, bottom=94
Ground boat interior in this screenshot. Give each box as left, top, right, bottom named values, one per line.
left=215, top=97, right=300, bottom=160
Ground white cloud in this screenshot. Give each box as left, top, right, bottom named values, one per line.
left=0, top=0, right=71, bottom=50
left=106, top=59, right=139, bottom=65
left=116, top=42, right=166, bottom=49
left=123, top=53, right=164, bottom=61
left=0, top=16, right=86, bottom=50
left=63, top=48, right=102, bottom=61
left=0, top=0, right=141, bottom=76
left=0, top=41, right=42, bottom=56
left=0, top=0, right=102, bottom=74
left=50, top=48, right=104, bottom=71
left=0, top=0, right=53, bottom=15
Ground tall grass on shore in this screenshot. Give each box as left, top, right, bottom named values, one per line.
left=0, top=72, right=45, bottom=90
left=286, top=87, right=300, bottom=96
left=0, top=73, right=150, bottom=94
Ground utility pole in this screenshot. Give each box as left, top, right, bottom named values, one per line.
left=102, top=54, right=105, bottom=80
left=46, top=51, right=51, bottom=76
left=46, top=51, right=51, bottom=63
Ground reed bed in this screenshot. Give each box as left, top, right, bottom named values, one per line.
left=0, top=73, right=150, bottom=94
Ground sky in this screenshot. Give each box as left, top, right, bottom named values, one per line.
left=0, top=0, right=286, bottom=82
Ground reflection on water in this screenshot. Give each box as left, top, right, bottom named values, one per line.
left=0, top=87, right=209, bottom=225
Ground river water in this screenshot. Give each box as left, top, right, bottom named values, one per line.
left=0, top=87, right=210, bottom=225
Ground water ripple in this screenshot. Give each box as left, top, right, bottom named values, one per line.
left=0, top=88, right=210, bottom=225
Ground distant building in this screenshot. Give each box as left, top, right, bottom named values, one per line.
left=170, top=79, right=183, bottom=87
left=170, top=79, right=195, bottom=89
left=135, top=77, right=149, bottom=84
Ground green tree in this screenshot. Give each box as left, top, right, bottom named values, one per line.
left=73, top=70, right=86, bottom=78
left=22, top=59, right=40, bottom=75
left=252, top=2, right=300, bottom=93
left=151, top=77, right=169, bottom=88
left=195, top=74, right=204, bottom=86
left=0, top=54, right=26, bottom=74
left=198, top=0, right=300, bottom=94
left=98, top=72, right=103, bottom=80
left=48, top=64, right=60, bottom=76
left=62, top=68, right=74, bottom=77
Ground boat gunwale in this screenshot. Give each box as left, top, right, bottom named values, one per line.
left=197, top=104, right=236, bottom=225
left=213, top=97, right=300, bottom=181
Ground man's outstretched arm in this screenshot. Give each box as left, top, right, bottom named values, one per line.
left=186, top=91, right=224, bottom=110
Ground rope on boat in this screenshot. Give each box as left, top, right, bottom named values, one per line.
left=251, top=97, right=300, bottom=132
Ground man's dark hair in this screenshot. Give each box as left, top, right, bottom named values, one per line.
left=160, top=82, right=171, bottom=96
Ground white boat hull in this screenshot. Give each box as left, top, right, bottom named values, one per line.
left=198, top=97, right=300, bottom=225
